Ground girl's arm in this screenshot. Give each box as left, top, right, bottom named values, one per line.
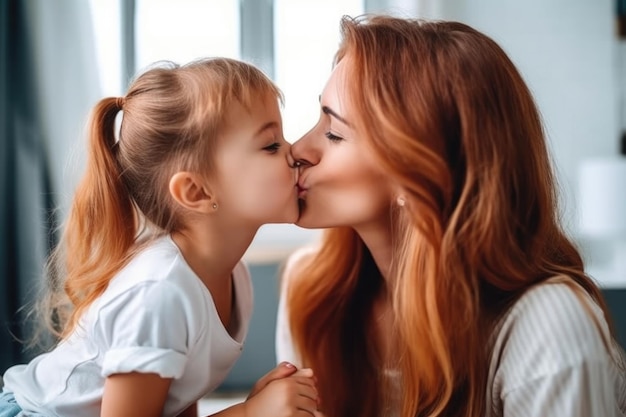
left=101, top=372, right=171, bottom=417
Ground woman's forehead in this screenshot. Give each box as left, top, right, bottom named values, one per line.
left=321, top=59, right=351, bottom=113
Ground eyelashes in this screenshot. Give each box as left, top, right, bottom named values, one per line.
left=325, top=131, right=343, bottom=142
left=263, top=142, right=282, bottom=153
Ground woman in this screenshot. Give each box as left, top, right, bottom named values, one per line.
left=276, top=14, right=626, bottom=417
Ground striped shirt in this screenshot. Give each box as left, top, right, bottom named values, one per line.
left=485, top=279, right=626, bottom=416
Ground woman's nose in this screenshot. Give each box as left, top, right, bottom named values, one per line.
left=286, top=152, right=301, bottom=184
left=291, top=128, right=320, bottom=167
left=286, top=151, right=296, bottom=168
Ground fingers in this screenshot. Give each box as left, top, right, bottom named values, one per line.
left=244, top=369, right=321, bottom=417
left=266, top=371, right=319, bottom=413
left=287, top=374, right=320, bottom=415
left=291, top=369, right=318, bottom=405
left=294, top=377, right=318, bottom=401
left=259, top=362, right=298, bottom=385
left=289, top=376, right=317, bottom=401
left=291, top=367, right=314, bottom=378
left=291, top=407, right=325, bottom=417
left=248, top=362, right=298, bottom=398
left=293, top=391, right=319, bottom=416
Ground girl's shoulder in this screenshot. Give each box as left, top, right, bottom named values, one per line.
left=104, top=236, right=189, bottom=295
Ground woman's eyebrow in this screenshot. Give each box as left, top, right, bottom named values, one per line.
left=318, top=94, right=351, bottom=126
left=322, top=107, right=350, bottom=128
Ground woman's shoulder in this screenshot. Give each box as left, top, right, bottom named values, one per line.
left=488, top=279, right=626, bottom=413
left=490, top=277, right=618, bottom=389
left=498, top=278, right=610, bottom=357
left=280, top=245, right=320, bottom=289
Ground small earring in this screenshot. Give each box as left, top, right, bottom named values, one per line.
left=212, top=203, right=218, bottom=210
left=396, top=196, right=405, bottom=207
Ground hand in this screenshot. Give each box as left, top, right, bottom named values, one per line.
left=243, top=367, right=318, bottom=417
left=248, top=362, right=298, bottom=399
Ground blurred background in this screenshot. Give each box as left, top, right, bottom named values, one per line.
left=1, top=0, right=625, bottom=394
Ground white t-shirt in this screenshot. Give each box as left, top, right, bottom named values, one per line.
left=276, top=247, right=626, bottom=417
left=3, top=235, right=253, bottom=417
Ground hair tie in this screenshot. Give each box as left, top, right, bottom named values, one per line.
left=113, top=97, right=125, bottom=147
left=116, top=96, right=125, bottom=110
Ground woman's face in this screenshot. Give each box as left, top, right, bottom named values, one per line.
left=292, top=59, right=393, bottom=230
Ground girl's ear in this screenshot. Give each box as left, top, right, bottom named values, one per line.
left=169, top=172, right=216, bottom=213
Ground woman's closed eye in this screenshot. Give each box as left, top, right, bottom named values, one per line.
left=325, top=131, right=344, bottom=142
left=263, top=142, right=282, bottom=153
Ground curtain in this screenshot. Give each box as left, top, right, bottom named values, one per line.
left=0, top=0, right=101, bottom=374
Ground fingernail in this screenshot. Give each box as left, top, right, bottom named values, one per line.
left=283, top=362, right=296, bottom=368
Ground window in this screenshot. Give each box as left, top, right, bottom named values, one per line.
left=135, top=0, right=239, bottom=70
left=275, top=0, right=364, bottom=143
left=90, top=0, right=401, bottom=261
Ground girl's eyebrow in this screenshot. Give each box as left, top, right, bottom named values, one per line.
left=254, top=121, right=279, bottom=138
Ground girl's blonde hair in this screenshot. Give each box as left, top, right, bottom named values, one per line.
left=287, top=15, right=614, bottom=417
left=42, top=58, right=282, bottom=340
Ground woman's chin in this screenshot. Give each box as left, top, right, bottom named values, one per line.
left=294, top=206, right=326, bottom=229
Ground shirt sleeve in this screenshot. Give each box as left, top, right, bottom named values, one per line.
left=494, top=282, right=626, bottom=417
left=502, top=362, right=625, bottom=417
left=96, top=280, right=192, bottom=379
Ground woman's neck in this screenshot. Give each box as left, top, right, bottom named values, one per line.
left=354, top=222, right=393, bottom=283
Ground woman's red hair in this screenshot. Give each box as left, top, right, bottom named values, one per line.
left=287, top=15, right=614, bottom=417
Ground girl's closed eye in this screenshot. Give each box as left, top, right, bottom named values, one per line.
left=325, top=131, right=343, bottom=142
left=263, top=142, right=282, bottom=153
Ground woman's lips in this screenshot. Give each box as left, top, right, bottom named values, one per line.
left=297, top=184, right=308, bottom=198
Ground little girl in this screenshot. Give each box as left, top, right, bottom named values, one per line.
left=0, top=58, right=318, bottom=417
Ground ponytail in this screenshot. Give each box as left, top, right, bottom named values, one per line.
left=51, top=97, right=137, bottom=338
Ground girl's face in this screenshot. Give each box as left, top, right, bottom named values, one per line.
left=292, top=59, right=393, bottom=230
left=214, top=92, right=299, bottom=226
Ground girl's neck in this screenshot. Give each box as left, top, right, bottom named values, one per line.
left=170, top=223, right=257, bottom=286
left=170, top=224, right=255, bottom=334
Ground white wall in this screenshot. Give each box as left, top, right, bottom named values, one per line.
left=441, top=0, right=616, bottom=223
left=421, top=0, right=618, bottom=274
